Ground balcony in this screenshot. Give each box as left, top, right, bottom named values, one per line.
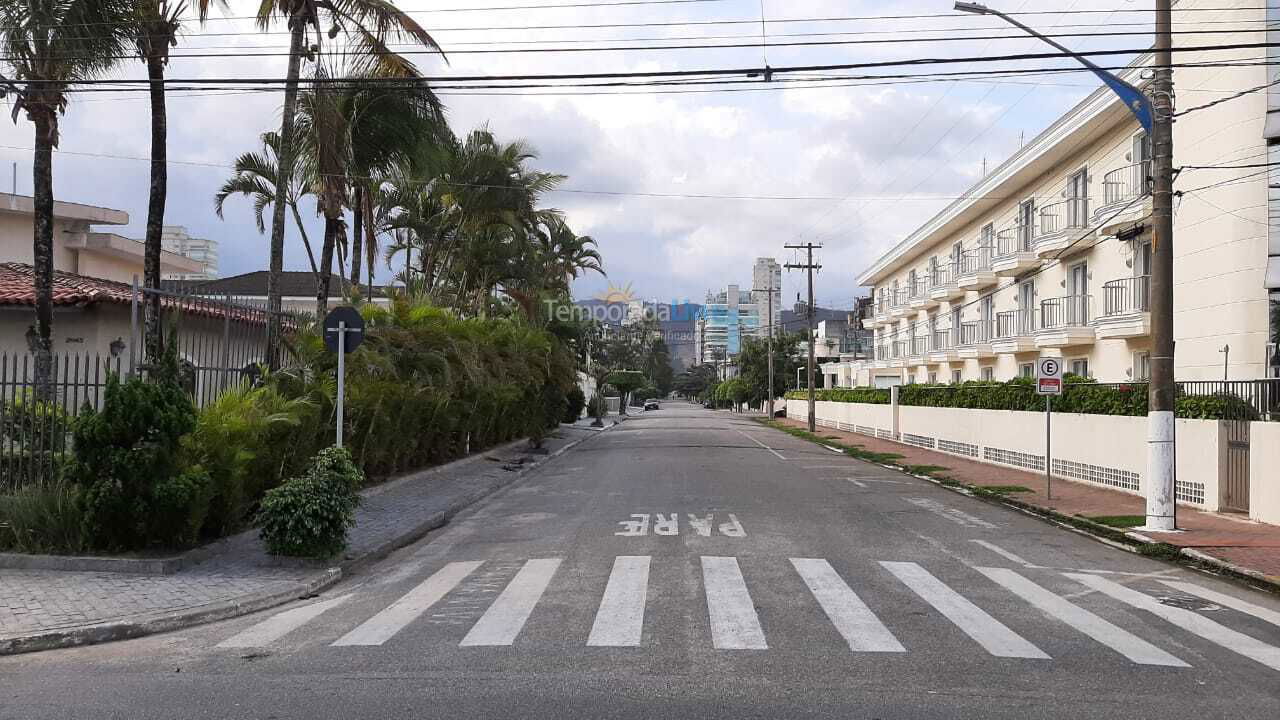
left=1095, top=161, right=1152, bottom=233
left=926, top=328, right=959, bottom=363
left=908, top=334, right=930, bottom=363
left=889, top=340, right=908, bottom=367
left=956, top=247, right=997, bottom=290
left=991, top=310, right=1038, bottom=354
left=1036, top=295, right=1096, bottom=348
left=1035, top=196, right=1094, bottom=258
left=888, top=290, right=911, bottom=320
left=908, top=278, right=933, bottom=310
left=928, top=263, right=964, bottom=302
left=956, top=320, right=994, bottom=359
left=991, top=226, right=1038, bottom=277
left=1094, top=275, right=1151, bottom=339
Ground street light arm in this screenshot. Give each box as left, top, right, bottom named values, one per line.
left=954, top=1, right=1154, bottom=133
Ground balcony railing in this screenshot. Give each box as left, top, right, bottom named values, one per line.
left=1101, top=275, right=1150, bottom=317
left=958, top=246, right=994, bottom=276
left=958, top=320, right=992, bottom=345
left=932, top=329, right=952, bottom=351
left=892, top=340, right=908, bottom=359
left=995, top=226, right=1031, bottom=257
left=1038, top=196, right=1090, bottom=235
left=930, top=263, right=954, bottom=289
left=995, top=309, right=1037, bottom=338
left=909, top=276, right=928, bottom=299
left=1102, top=161, right=1150, bottom=207
left=910, top=335, right=929, bottom=356
left=876, top=344, right=891, bottom=361
left=1040, top=295, right=1092, bottom=329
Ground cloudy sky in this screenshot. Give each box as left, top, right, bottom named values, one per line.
left=0, top=0, right=1165, bottom=313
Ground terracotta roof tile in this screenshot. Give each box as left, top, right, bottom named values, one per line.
left=0, top=263, right=132, bottom=307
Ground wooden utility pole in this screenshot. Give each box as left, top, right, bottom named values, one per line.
left=786, top=243, right=822, bottom=433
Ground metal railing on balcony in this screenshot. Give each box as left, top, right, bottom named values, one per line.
left=1102, top=161, right=1150, bottom=207
left=1102, top=275, right=1150, bottom=317
left=892, top=341, right=908, bottom=359
left=875, top=344, right=891, bottom=361
left=1038, top=196, right=1090, bottom=236
left=957, top=246, right=994, bottom=276
left=1040, top=295, right=1092, bottom=328
left=958, top=320, right=992, bottom=345
left=995, top=309, right=1037, bottom=338
left=995, top=226, right=1031, bottom=257
left=909, top=276, right=928, bottom=300
left=930, top=263, right=954, bottom=289
left=932, top=329, right=952, bottom=351
left=910, top=334, right=930, bottom=356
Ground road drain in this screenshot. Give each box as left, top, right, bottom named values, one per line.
left=1156, top=595, right=1221, bottom=612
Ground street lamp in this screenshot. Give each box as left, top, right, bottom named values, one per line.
left=953, top=1, right=1152, bottom=133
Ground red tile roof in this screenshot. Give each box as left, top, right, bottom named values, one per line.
left=0, top=263, right=133, bottom=307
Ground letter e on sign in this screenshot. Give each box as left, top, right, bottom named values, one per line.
left=1036, top=357, right=1063, bottom=395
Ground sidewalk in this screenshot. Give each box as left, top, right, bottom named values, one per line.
left=773, top=417, right=1280, bottom=582
left=0, top=423, right=603, bottom=655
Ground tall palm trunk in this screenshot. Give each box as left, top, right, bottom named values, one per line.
left=266, top=18, right=306, bottom=367
left=316, top=216, right=338, bottom=318
left=364, top=199, right=375, bottom=299
left=31, top=110, right=56, bottom=397
left=349, top=185, right=363, bottom=289
left=143, top=52, right=167, bottom=362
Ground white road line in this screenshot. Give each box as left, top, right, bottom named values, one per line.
left=970, top=540, right=1036, bottom=567
left=702, top=556, right=768, bottom=650
left=791, top=558, right=905, bottom=653
left=587, top=556, right=650, bottom=647
left=460, top=558, right=562, bottom=647
left=847, top=478, right=868, bottom=488
left=1157, top=580, right=1280, bottom=628
left=904, top=497, right=1000, bottom=530
left=977, top=567, right=1187, bottom=667
left=737, top=430, right=786, bottom=460
left=880, top=561, right=1049, bottom=659
left=218, top=594, right=353, bottom=648
left=333, top=561, right=483, bottom=646
left=1067, top=573, right=1280, bottom=672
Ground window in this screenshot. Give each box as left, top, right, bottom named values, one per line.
left=928, top=372, right=938, bottom=384
left=1020, top=363, right=1034, bottom=379
left=1135, top=240, right=1152, bottom=278
left=981, top=367, right=995, bottom=381
left=1018, top=281, right=1035, bottom=332
left=1133, top=352, right=1150, bottom=381
left=1018, top=199, right=1036, bottom=249
left=979, top=295, right=994, bottom=338
left=908, top=269, right=918, bottom=296
left=1067, top=168, right=1088, bottom=226
left=980, top=223, right=994, bottom=253
left=952, top=369, right=963, bottom=384
left=1071, top=359, right=1090, bottom=378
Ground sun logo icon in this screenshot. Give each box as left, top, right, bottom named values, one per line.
left=595, top=282, right=638, bottom=304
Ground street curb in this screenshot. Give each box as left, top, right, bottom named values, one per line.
left=0, top=428, right=606, bottom=657
left=752, top=418, right=1280, bottom=597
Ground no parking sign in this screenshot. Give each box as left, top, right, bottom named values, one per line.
left=1036, top=357, right=1063, bottom=395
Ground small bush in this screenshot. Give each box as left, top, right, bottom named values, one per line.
left=258, top=446, right=364, bottom=558
left=0, top=479, right=87, bottom=554
left=563, top=385, right=586, bottom=423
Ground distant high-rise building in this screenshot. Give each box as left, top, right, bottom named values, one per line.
left=156, top=226, right=218, bottom=280
left=696, top=284, right=762, bottom=365
left=751, top=257, right=782, bottom=336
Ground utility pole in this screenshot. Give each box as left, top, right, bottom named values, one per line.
left=766, top=280, right=776, bottom=418
left=786, top=243, right=822, bottom=433
left=1147, top=0, right=1177, bottom=531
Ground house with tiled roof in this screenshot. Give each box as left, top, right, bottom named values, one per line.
left=177, top=271, right=392, bottom=314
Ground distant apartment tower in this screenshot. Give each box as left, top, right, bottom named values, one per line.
left=696, top=284, right=761, bottom=364
left=158, top=226, right=218, bottom=280
left=751, top=257, right=782, bottom=335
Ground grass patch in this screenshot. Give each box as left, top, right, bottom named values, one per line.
left=822, top=435, right=840, bottom=440
left=903, top=464, right=949, bottom=478
left=981, top=485, right=1035, bottom=495
left=1086, top=515, right=1146, bottom=529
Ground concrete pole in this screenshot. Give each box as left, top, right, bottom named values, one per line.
left=767, top=283, right=775, bottom=418
left=1145, top=0, right=1176, bottom=531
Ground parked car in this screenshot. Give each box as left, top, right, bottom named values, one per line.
left=644, top=399, right=660, bottom=411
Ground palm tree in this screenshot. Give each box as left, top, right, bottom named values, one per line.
left=215, top=132, right=320, bottom=276
left=0, top=0, right=133, bottom=390
left=129, top=1, right=224, bottom=361
left=249, top=0, right=443, bottom=363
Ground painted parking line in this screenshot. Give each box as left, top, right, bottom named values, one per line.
left=904, top=497, right=999, bottom=530
left=587, top=556, right=651, bottom=647
left=881, top=561, right=1049, bottom=659
left=333, top=561, right=483, bottom=646
left=219, top=594, right=353, bottom=649
left=1157, top=580, right=1280, bottom=628
left=460, top=558, right=562, bottom=647
left=702, top=556, right=767, bottom=650
left=1067, top=573, right=1280, bottom=672
left=791, top=558, right=904, bottom=653
left=978, top=567, right=1187, bottom=667
left=737, top=430, right=786, bottom=460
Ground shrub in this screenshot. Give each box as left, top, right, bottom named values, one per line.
left=563, top=385, right=586, bottom=423
left=0, top=479, right=87, bottom=554
left=258, top=446, right=364, bottom=558
left=71, top=348, right=204, bottom=551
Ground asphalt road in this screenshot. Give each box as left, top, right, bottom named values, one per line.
left=5, top=401, right=1280, bottom=719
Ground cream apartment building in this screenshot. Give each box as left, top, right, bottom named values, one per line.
left=832, top=0, right=1276, bottom=388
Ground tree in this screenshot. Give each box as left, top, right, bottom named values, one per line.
left=215, top=131, right=320, bottom=277
left=674, top=364, right=717, bottom=398
left=644, top=338, right=674, bottom=397
left=606, top=370, right=647, bottom=415
left=0, top=0, right=133, bottom=391
left=130, top=1, right=223, bottom=361
left=736, top=332, right=806, bottom=407
left=248, top=0, right=442, bottom=363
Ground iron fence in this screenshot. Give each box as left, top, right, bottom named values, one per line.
left=0, top=352, right=122, bottom=490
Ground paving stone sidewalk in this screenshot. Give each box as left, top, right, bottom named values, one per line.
left=0, top=423, right=601, bottom=654
left=774, top=417, right=1280, bottom=580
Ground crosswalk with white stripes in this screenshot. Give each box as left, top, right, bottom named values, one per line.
left=216, top=556, right=1280, bottom=672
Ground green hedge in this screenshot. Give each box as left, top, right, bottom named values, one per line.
left=785, top=377, right=1260, bottom=420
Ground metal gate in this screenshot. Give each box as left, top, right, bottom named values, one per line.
left=1221, top=419, right=1250, bottom=513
